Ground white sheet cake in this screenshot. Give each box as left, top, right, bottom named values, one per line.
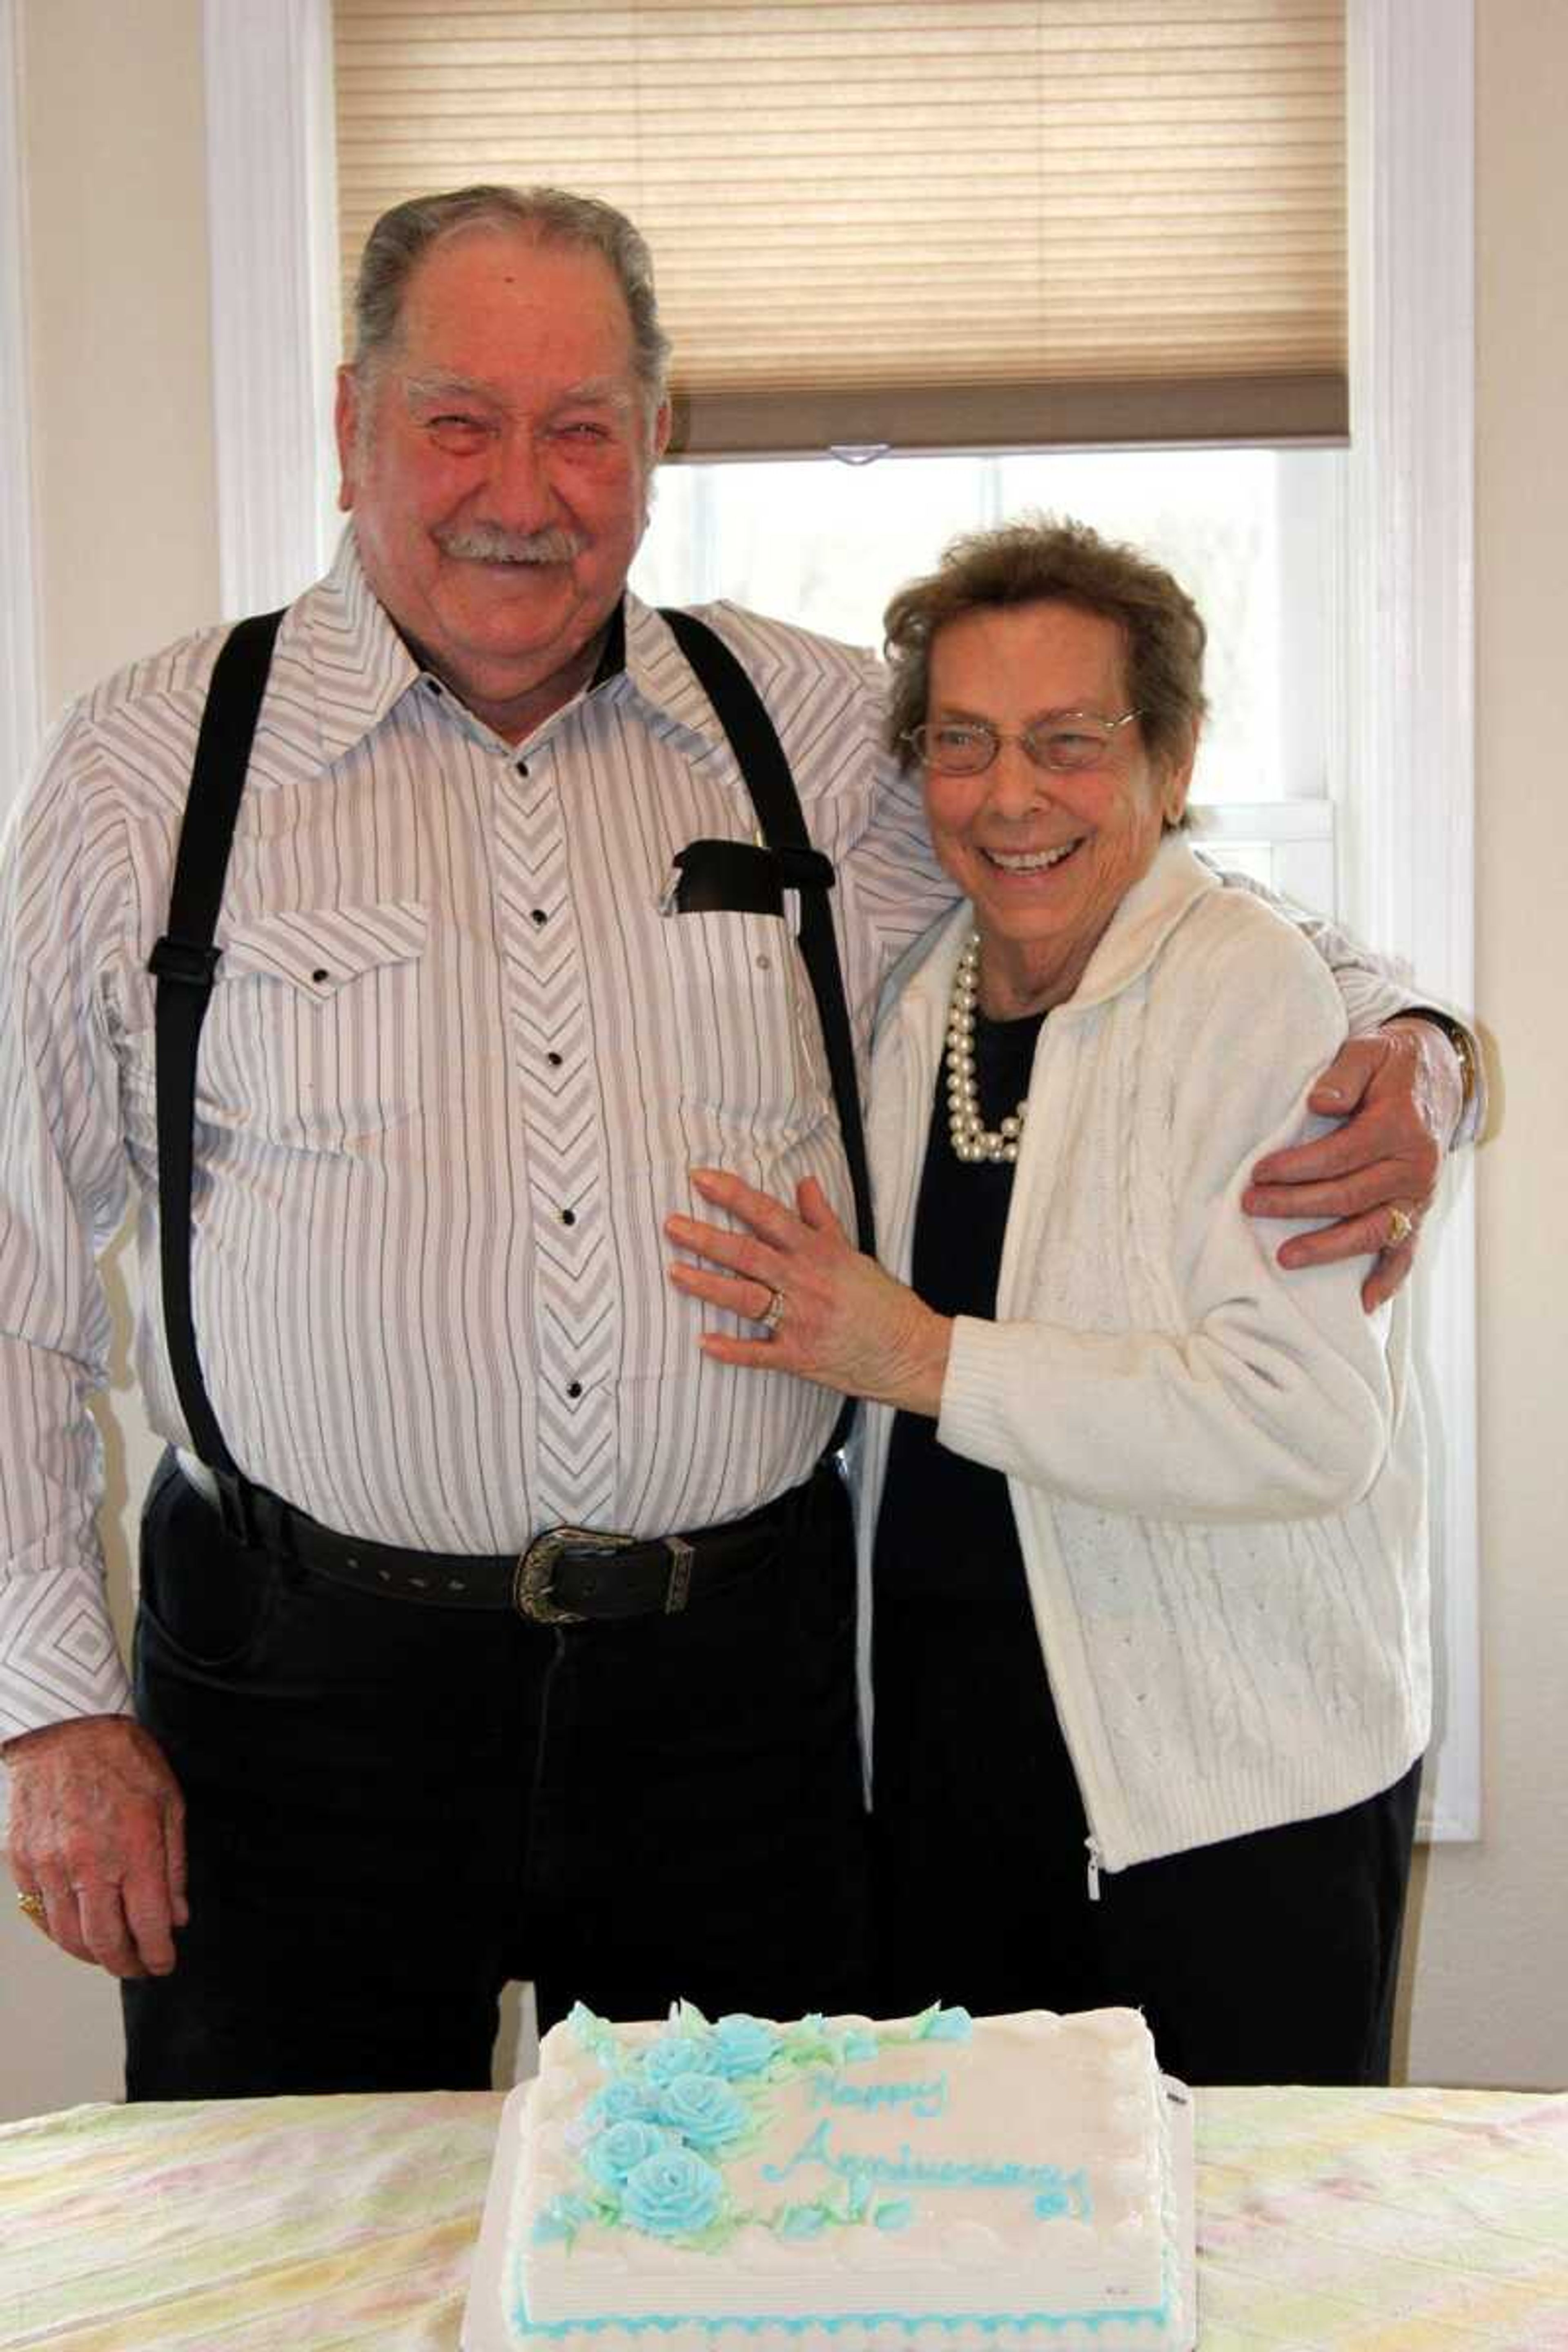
left=503, top=2002, right=1194, bottom=2350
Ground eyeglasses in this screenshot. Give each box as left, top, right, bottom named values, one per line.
left=906, top=710, right=1140, bottom=777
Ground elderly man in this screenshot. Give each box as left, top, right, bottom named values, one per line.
left=1, top=186, right=1470, bottom=2097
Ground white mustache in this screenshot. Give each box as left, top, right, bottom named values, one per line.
left=435, top=523, right=586, bottom=565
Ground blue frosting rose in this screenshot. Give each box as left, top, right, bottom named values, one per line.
left=582, top=2118, right=673, bottom=2188
left=620, top=2147, right=725, bottom=2238
left=657, top=2072, right=749, bottom=2149
left=642, top=2032, right=721, bottom=2086
left=585, top=2077, right=660, bottom=2127
left=711, top=2013, right=779, bottom=2080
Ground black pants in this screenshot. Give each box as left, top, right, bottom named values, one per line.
left=873, top=1584, right=1422, bottom=2087
left=123, top=1453, right=869, bottom=2098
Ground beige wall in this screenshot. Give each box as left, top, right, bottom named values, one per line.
left=0, top=0, right=216, bottom=2120
left=22, top=0, right=218, bottom=699
left=1402, top=0, right=1568, bottom=2090
left=3, top=0, right=1566, bottom=2118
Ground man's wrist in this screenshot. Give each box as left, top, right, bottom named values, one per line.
left=1, top=1711, right=126, bottom=1764
left=1385, top=1009, right=1478, bottom=1139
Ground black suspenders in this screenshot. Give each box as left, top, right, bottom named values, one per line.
left=148, top=606, right=874, bottom=1493
left=147, top=609, right=285, bottom=1482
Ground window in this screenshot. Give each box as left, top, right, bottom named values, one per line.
left=632, top=444, right=1342, bottom=909
left=330, top=3, right=1354, bottom=911
left=200, top=0, right=1474, bottom=1841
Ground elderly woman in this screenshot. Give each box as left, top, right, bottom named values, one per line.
left=666, top=519, right=1429, bottom=2087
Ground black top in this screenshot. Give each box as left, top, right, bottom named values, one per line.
left=872, top=1003, right=1047, bottom=1605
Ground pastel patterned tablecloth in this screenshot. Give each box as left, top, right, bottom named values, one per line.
left=2, top=2084, right=1566, bottom=2350
left=1194, top=2088, right=1568, bottom=2349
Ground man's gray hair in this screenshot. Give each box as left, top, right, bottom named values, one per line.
left=350, top=184, right=671, bottom=421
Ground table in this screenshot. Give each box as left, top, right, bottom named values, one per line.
left=2, top=2085, right=1566, bottom=2349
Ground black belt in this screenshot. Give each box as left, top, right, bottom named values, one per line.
left=177, top=1454, right=810, bottom=1625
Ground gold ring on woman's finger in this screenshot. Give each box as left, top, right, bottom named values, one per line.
left=16, top=1889, right=47, bottom=1926
left=760, top=1286, right=786, bottom=1333
left=1387, top=1205, right=1414, bottom=1248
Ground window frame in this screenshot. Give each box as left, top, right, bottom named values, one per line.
left=1342, top=0, right=1477, bottom=1842
left=0, top=0, right=41, bottom=799
left=197, top=0, right=1475, bottom=1842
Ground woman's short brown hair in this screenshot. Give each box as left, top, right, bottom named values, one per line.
left=883, top=515, right=1209, bottom=775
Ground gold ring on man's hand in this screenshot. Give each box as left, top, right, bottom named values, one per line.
left=16, top=1889, right=47, bottom=1925
left=1387, top=1205, right=1415, bottom=1249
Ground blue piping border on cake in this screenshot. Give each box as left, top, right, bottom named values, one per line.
left=509, top=2226, right=1182, bottom=2343
left=510, top=2303, right=1174, bottom=2340
left=508, top=2234, right=1180, bottom=2342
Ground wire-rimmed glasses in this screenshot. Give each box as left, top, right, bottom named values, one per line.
left=906, top=710, right=1140, bottom=777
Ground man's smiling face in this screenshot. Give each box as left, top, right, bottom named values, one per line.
left=336, top=227, right=670, bottom=740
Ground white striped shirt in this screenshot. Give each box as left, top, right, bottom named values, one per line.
left=0, top=535, right=1412, bottom=1735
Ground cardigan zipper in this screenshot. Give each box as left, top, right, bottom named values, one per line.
left=1025, top=1586, right=1123, bottom=1896
left=1026, top=1617, right=1120, bottom=1897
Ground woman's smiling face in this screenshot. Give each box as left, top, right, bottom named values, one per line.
left=921, top=599, right=1194, bottom=1017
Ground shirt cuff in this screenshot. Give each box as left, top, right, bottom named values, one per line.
left=0, top=1561, right=134, bottom=1741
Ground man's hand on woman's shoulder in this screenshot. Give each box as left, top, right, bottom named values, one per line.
left=1243, top=1017, right=1466, bottom=1310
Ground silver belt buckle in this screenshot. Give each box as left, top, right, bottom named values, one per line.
left=514, top=1525, right=635, bottom=1624
left=514, top=1525, right=697, bottom=1622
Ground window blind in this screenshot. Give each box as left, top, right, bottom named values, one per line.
left=333, top=0, right=1346, bottom=455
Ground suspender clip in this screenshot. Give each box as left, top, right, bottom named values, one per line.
left=149, top=935, right=223, bottom=989
left=213, top=1471, right=258, bottom=1549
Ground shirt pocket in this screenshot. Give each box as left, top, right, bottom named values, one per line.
left=193, top=900, right=429, bottom=1154
left=662, top=905, right=833, bottom=1146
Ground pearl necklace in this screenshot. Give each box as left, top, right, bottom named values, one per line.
left=946, top=931, right=1029, bottom=1165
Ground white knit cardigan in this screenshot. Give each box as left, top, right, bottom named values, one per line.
left=857, top=835, right=1431, bottom=1880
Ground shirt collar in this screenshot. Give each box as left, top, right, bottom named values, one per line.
left=296, top=529, right=430, bottom=768
left=293, top=542, right=735, bottom=769
left=614, top=593, right=744, bottom=755
left=298, top=536, right=680, bottom=766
